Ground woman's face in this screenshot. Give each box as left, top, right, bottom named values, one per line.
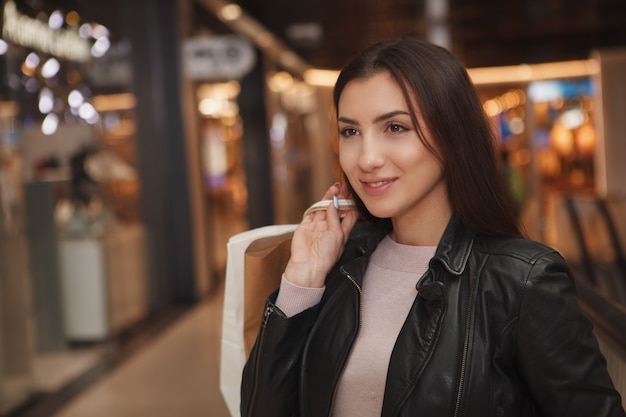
left=338, top=71, right=449, bottom=223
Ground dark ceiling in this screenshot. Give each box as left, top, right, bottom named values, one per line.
left=235, top=0, right=626, bottom=69
left=8, top=0, right=626, bottom=71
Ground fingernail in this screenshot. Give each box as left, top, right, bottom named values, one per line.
left=333, top=195, right=339, bottom=209
left=333, top=182, right=340, bottom=189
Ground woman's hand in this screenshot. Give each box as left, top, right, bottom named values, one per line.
left=283, top=182, right=359, bottom=288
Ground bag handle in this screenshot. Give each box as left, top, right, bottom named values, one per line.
left=302, top=198, right=355, bottom=218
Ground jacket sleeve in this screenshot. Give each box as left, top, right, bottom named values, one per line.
left=516, top=251, right=625, bottom=417
left=241, top=290, right=320, bottom=417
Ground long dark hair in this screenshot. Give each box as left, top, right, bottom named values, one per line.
left=333, top=37, right=523, bottom=238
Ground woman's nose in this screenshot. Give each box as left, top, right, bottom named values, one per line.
left=358, top=136, right=384, bottom=171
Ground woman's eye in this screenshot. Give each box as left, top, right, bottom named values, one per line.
left=340, top=127, right=358, bottom=137
left=388, top=123, right=407, bottom=133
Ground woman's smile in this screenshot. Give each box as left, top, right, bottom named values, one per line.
left=360, top=178, right=395, bottom=194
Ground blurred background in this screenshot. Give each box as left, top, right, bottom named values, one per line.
left=0, top=0, right=625, bottom=415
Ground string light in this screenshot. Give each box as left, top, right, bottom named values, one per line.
left=48, top=10, right=64, bottom=29
left=41, top=57, right=61, bottom=78
left=1, top=1, right=113, bottom=135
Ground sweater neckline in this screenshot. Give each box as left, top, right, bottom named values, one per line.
left=369, top=235, right=437, bottom=273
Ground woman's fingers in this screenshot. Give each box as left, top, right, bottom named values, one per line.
left=286, top=182, right=357, bottom=288
left=302, top=181, right=357, bottom=228
left=340, top=208, right=359, bottom=238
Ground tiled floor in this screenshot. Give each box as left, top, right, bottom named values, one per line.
left=50, top=288, right=231, bottom=417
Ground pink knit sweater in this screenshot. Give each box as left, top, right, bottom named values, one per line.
left=276, top=235, right=436, bottom=416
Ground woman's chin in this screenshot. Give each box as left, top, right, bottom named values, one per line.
left=362, top=206, right=393, bottom=220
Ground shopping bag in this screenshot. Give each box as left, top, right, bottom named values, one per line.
left=243, top=231, right=294, bottom=356
left=219, top=224, right=297, bottom=417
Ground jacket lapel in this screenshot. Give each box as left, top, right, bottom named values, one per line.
left=381, top=278, right=446, bottom=416
left=380, top=215, right=475, bottom=416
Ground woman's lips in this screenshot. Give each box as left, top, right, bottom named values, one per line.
left=360, top=179, right=394, bottom=195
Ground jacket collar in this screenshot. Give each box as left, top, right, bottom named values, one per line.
left=431, top=215, right=475, bottom=276
left=354, top=215, right=475, bottom=276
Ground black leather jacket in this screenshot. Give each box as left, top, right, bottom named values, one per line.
left=241, top=216, right=625, bottom=417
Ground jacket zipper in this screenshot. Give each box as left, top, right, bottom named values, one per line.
left=246, top=305, right=274, bottom=417
left=326, top=268, right=362, bottom=417
left=452, top=274, right=476, bottom=417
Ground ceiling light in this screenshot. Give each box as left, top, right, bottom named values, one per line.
left=303, top=68, right=339, bottom=87
left=468, top=60, right=599, bottom=85
left=38, top=88, right=54, bottom=114
left=220, top=4, right=242, bottom=22
left=91, top=93, right=136, bottom=112
left=48, top=10, right=64, bottom=29
left=79, top=102, right=97, bottom=120
left=68, top=90, right=84, bottom=108
left=267, top=71, right=293, bottom=92
left=91, top=36, right=111, bottom=57
left=65, top=11, right=80, bottom=26
left=24, top=52, right=40, bottom=69
left=79, top=23, right=92, bottom=38
left=41, top=58, right=61, bottom=78
left=41, top=113, right=59, bottom=135
left=91, top=24, right=110, bottom=39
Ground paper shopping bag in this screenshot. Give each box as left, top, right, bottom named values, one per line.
left=243, top=231, right=294, bottom=356
left=220, top=224, right=297, bottom=417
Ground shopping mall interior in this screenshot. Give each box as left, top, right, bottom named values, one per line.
left=1, top=0, right=626, bottom=415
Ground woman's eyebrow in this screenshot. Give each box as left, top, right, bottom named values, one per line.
left=337, top=116, right=358, bottom=125
left=338, top=110, right=410, bottom=126
left=373, top=110, right=410, bottom=123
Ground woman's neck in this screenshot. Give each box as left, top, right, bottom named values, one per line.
left=389, top=206, right=452, bottom=246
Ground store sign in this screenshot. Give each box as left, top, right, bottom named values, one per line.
left=183, top=35, right=255, bottom=80
left=2, top=0, right=91, bottom=62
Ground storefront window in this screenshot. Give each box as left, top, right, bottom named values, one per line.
left=195, top=80, right=249, bottom=278
left=0, top=2, right=145, bottom=412
left=527, top=78, right=596, bottom=193
left=266, top=71, right=338, bottom=224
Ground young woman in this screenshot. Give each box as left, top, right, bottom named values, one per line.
left=241, top=37, right=625, bottom=417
